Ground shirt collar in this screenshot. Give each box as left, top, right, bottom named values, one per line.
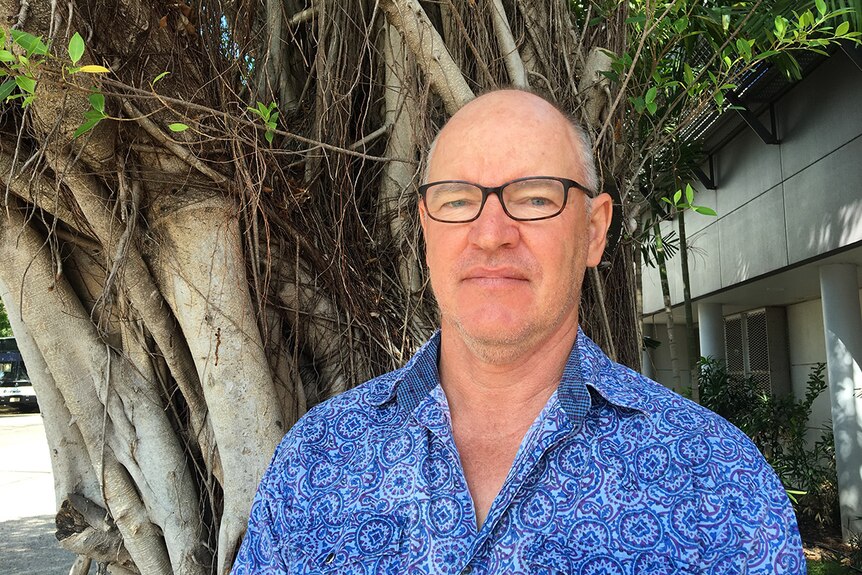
left=370, top=328, right=647, bottom=421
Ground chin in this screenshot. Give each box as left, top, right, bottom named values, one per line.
left=455, top=315, right=536, bottom=349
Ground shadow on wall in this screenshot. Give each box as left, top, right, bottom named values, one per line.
left=827, top=332, right=862, bottom=535
left=806, top=198, right=862, bottom=257
left=0, top=515, right=82, bottom=575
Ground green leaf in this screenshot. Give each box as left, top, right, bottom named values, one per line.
left=68, top=32, right=85, bottom=65
left=88, top=92, right=105, bottom=114
left=714, top=91, right=725, bottom=107
left=836, top=21, right=850, bottom=36
left=736, top=38, right=752, bottom=60
left=168, top=122, right=189, bottom=132
left=660, top=197, right=673, bottom=206
left=82, top=109, right=106, bottom=121
left=625, top=13, right=647, bottom=25
left=721, top=13, right=730, bottom=31
left=0, top=50, right=15, bottom=63
left=646, top=101, right=657, bottom=115
left=257, top=101, right=269, bottom=119
left=693, top=206, right=717, bottom=216
left=645, top=86, right=657, bottom=104
left=673, top=17, right=688, bottom=34
left=685, top=184, right=694, bottom=205
left=15, top=75, right=36, bottom=94
left=0, top=79, right=16, bottom=101
left=752, top=50, right=781, bottom=62
left=152, top=71, right=170, bottom=85
left=11, top=30, right=48, bottom=56
left=73, top=117, right=103, bottom=139
left=683, top=63, right=694, bottom=86
left=265, top=130, right=274, bottom=144
left=673, top=190, right=682, bottom=204
left=815, top=0, right=827, bottom=17
left=775, top=16, right=787, bottom=39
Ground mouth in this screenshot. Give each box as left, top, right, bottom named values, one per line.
left=462, top=267, right=529, bottom=283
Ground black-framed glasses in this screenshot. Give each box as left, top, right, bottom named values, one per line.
left=419, top=176, right=594, bottom=223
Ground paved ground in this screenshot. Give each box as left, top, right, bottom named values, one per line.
left=0, top=407, right=88, bottom=575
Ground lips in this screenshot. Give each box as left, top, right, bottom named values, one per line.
left=461, top=267, right=529, bottom=283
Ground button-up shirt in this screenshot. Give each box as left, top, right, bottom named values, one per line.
left=231, top=330, right=804, bottom=574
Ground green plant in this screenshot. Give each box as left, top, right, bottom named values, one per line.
left=248, top=101, right=278, bottom=144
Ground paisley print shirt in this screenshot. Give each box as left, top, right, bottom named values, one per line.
left=231, top=330, right=804, bottom=574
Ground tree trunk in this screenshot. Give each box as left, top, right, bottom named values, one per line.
left=0, top=1, right=646, bottom=572
left=653, top=221, right=682, bottom=392
left=677, top=209, right=700, bottom=401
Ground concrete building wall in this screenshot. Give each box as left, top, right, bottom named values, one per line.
left=643, top=288, right=862, bottom=431
left=641, top=52, right=862, bottom=313
left=643, top=322, right=693, bottom=395
left=786, top=298, right=830, bottom=434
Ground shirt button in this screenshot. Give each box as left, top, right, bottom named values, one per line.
left=460, top=566, right=473, bottom=575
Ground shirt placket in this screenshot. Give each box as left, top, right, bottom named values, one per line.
left=466, top=402, right=576, bottom=574
left=411, top=387, right=482, bottom=575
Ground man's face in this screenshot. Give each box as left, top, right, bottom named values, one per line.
left=420, top=91, right=611, bottom=357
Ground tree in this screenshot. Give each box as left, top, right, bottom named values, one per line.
left=0, top=1, right=856, bottom=573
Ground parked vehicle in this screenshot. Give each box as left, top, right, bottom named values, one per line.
left=0, top=337, right=37, bottom=411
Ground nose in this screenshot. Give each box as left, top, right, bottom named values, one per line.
left=467, top=193, right=520, bottom=250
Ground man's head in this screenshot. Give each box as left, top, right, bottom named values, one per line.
left=419, top=89, right=613, bottom=361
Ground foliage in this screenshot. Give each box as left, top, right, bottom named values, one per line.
left=0, top=1, right=859, bottom=573
left=806, top=560, right=854, bottom=575
left=615, top=0, right=861, bottom=254
left=699, top=358, right=839, bottom=528
left=0, top=300, right=11, bottom=337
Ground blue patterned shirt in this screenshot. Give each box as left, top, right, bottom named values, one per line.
left=231, top=330, right=804, bottom=574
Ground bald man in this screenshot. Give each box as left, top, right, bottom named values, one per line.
left=231, top=90, right=803, bottom=574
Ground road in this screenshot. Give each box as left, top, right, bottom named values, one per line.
left=0, top=407, right=87, bottom=575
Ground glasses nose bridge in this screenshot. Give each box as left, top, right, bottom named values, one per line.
left=478, top=183, right=510, bottom=219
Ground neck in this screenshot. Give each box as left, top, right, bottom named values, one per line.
left=438, top=321, right=579, bottom=430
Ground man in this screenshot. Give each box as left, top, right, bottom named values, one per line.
left=231, top=90, right=803, bottom=574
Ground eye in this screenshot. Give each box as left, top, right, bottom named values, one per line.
left=442, top=198, right=472, bottom=209
left=425, top=183, right=482, bottom=215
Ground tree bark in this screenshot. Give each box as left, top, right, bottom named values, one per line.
left=379, top=0, right=475, bottom=114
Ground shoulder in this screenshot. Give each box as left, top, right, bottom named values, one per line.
left=589, top=363, right=803, bottom=568
left=594, top=361, right=783, bottom=489
left=268, top=367, right=406, bottom=470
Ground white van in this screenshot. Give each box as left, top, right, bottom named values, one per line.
left=0, top=337, right=38, bottom=411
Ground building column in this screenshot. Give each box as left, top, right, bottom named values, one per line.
left=697, top=303, right=725, bottom=363
left=819, top=264, right=862, bottom=539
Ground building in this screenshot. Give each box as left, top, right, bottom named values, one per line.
left=640, top=47, right=862, bottom=538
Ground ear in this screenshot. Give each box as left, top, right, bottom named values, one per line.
left=418, top=196, right=428, bottom=237
left=586, top=192, right=613, bottom=267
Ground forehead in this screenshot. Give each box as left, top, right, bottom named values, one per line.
left=427, top=92, right=583, bottom=184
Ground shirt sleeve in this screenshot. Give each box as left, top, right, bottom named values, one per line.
left=697, top=424, right=806, bottom=574
left=229, top=433, right=298, bottom=575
